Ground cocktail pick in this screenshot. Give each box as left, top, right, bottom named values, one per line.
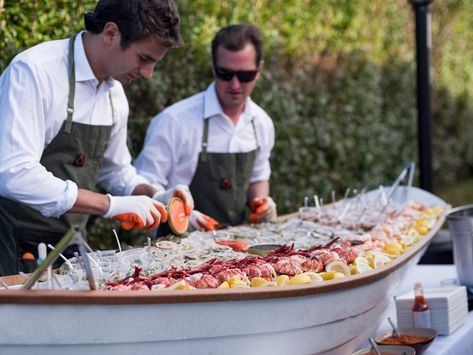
left=113, top=229, right=122, bottom=253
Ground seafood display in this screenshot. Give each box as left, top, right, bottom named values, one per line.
left=0, top=186, right=450, bottom=355
left=45, top=186, right=445, bottom=292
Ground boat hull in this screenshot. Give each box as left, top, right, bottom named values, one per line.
left=0, top=187, right=447, bottom=354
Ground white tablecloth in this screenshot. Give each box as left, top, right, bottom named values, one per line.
left=374, top=265, right=473, bottom=355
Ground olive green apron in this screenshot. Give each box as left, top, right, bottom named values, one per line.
left=188, top=110, right=259, bottom=226
left=0, top=34, right=114, bottom=276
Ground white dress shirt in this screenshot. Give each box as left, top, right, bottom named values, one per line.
left=135, top=82, right=275, bottom=192
left=0, top=32, right=148, bottom=217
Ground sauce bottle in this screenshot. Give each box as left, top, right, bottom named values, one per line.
left=412, top=282, right=431, bottom=328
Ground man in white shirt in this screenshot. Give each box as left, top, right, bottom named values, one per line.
left=135, top=24, right=277, bottom=232
left=0, top=0, right=193, bottom=276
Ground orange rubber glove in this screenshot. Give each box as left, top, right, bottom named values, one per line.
left=249, top=196, right=277, bottom=223
left=153, top=184, right=194, bottom=215
left=189, top=210, right=220, bottom=232
left=103, top=194, right=168, bottom=231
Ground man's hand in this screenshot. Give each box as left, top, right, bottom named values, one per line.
left=153, top=184, right=194, bottom=215
left=249, top=196, right=277, bottom=223
left=103, top=194, right=167, bottom=231
left=189, top=210, right=220, bottom=232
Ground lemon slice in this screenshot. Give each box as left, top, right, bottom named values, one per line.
left=333, top=272, right=346, bottom=279
left=169, top=280, right=189, bottom=290
left=354, top=256, right=370, bottom=266
left=228, top=276, right=248, bottom=287
left=218, top=281, right=230, bottom=288
left=351, top=262, right=373, bottom=274
left=230, top=280, right=249, bottom=288
left=302, top=272, right=323, bottom=282
left=276, top=275, right=289, bottom=286
left=370, top=254, right=391, bottom=269
left=383, top=242, right=404, bottom=256
left=400, top=234, right=416, bottom=248
left=250, top=277, right=268, bottom=288
left=287, top=273, right=312, bottom=285
left=259, top=281, right=277, bottom=287
left=325, top=261, right=350, bottom=276
left=320, top=271, right=336, bottom=280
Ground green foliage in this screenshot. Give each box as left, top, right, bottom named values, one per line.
left=1, top=0, right=473, bottom=248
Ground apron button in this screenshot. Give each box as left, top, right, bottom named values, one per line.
left=220, top=177, right=232, bottom=190
left=74, top=154, right=85, bottom=167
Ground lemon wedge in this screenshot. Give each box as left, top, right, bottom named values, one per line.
left=325, top=260, right=350, bottom=276
left=370, top=253, right=391, bottom=269
left=320, top=271, right=336, bottom=280
left=383, top=242, right=404, bottom=256
left=351, top=262, right=373, bottom=274
left=169, top=280, right=189, bottom=290
left=251, top=277, right=268, bottom=288
left=287, top=273, right=312, bottom=285
left=333, top=272, right=346, bottom=279
left=400, top=234, right=416, bottom=248
left=302, top=272, right=323, bottom=282
left=218, top=281, right=230, bottom=288
left=228, top=277, right=249, bottom=288
left=228, top=276, right=249, bottom=288
left=276, top=275, right=289, bottom=286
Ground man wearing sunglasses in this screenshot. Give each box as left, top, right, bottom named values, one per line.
left=135, top=24, right=277, bottom=232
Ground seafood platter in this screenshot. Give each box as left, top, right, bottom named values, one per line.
left=0, top=185, right=449, bottom=355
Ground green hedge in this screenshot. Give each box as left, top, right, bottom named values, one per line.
left=2, top=0, right=473, bottom=248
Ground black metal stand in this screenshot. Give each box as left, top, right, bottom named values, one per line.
left=410, top=0, right=433, bottom=192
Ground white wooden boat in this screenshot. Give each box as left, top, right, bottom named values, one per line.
left=0, top=187, right=448, bottom=355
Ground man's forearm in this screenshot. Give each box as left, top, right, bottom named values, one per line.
left=131, top=183, right=158, bottom=198
left=69, top=188, right=110, bottom=215
left=247, top=180, right=269, bottom=203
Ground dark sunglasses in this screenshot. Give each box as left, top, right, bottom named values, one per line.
left=214, top=66, right=258, bottom=83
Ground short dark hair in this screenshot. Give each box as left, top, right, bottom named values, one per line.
left=211, top=24, right=263, bottom=67
left=84, top=0, right=182, bottom=49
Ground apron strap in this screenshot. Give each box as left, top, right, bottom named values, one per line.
left=201, top=115, right=259, bottom=162
left=200, top=118, right=209, bottom=163
left=65, top=34, right=77, bottom=134
left=109, top=91, right=116, bottom=125
left=250, top=117, right=260, bottom=149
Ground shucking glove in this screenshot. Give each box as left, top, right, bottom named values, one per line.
left=103, top=194, right=168, bottom=231
left=189, top=210, right=220, bottom=232
left=249, top=196, right=277, bottom=223
left=153, top=184, right=194, bottom=215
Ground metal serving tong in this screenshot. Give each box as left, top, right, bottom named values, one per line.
left=22, top=225, right=97, bottom=290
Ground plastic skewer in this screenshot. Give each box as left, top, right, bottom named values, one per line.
left=113, top=229, right=122, bottom=253
left=344, top=188, right=351, bottom=199
left=47, top=244, right=74, bottom=270
left=314, top=195, right=320, bottom=209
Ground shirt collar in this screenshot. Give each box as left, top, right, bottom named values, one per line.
left=203, top=81, right=254, bottom=123
left=74, top=31, right=115, bottom=88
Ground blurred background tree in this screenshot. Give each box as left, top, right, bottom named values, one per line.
left=1, top=0, right=472, bottom=248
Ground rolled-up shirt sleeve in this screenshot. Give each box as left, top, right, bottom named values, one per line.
left=0, top=61, right=78, bottom=217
